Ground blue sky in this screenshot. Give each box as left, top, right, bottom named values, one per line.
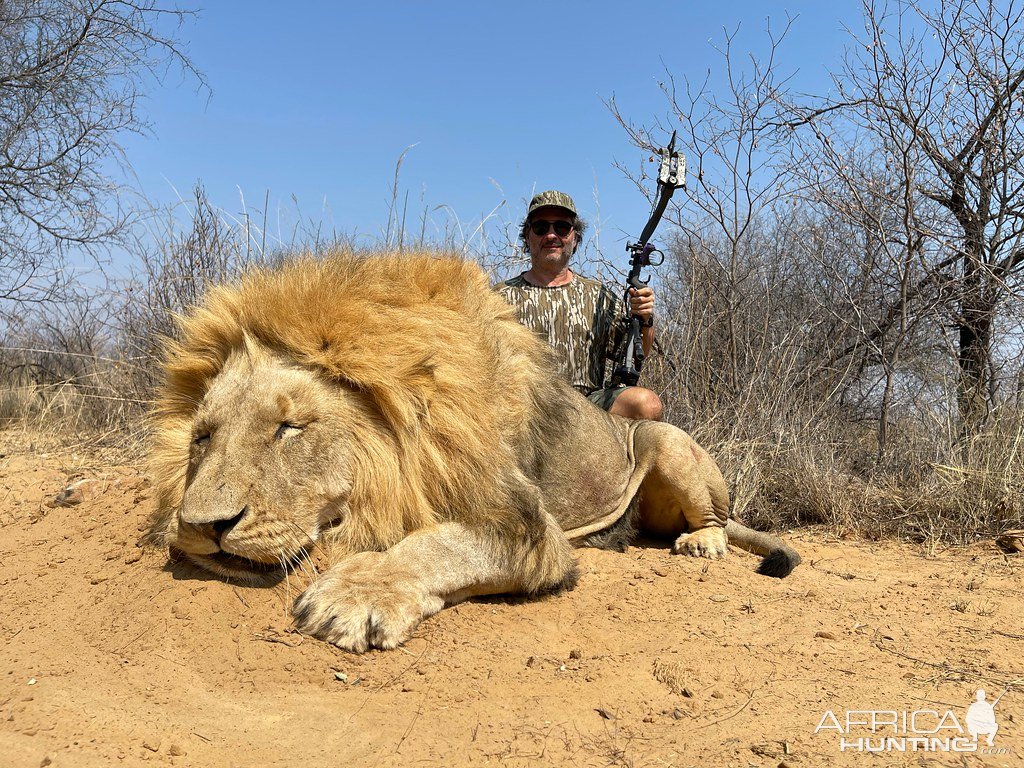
left=116, top=1, right=858, bottom=268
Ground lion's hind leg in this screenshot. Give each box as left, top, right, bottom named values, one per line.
left=633, top=422, right=730, bottom=559
left=632, top=422, right=801, bottom=577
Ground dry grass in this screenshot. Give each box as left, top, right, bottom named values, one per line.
left=649, top=387, right=1023, bottom=544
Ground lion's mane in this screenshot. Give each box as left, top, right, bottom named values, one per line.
left=148, top=251, right=569, bottom=559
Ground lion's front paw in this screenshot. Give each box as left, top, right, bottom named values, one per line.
left=292, top=552, right=444, bottom=652
left=672, top=526, right=728, bottom=559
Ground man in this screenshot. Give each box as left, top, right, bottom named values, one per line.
left=497, top=190, right=663, bottom=421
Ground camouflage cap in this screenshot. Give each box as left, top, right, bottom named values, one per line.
left=527, top=190, right=577, bottom=218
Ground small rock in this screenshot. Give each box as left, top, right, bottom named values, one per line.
left=568, top=648, right=582, bottom=660
left=595, top=708, right=616, bottom=720
left=815, top=631, right=838, bottom=640
left=27, top=678, right=36, bottom=685
left=333, top=672, right=348, bottom=682
left=168, top=744, right=185, bottom=757
left=525, top=656, right=538, bottom=668
left=124, top=550, right=143, bottom=565
left=709, top=594, right=729, bottom=603
left=50, top=479, right=102, bottom=507
left=142, top=739, right=160, bottom=753
left=39, top=758, right=52, bottom=767
left=652, top=567, right=668, bottom=577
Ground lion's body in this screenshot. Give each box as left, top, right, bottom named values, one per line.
left=148, top=251, right=799, bottom=652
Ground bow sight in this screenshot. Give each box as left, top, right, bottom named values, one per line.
left=610, top=132, right=685, bottom=388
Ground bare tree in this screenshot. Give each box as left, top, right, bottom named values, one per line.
left=780, top=136, right=953, bottom=456
left=786, top=0, right=1024, bottom=433
left=0, top=0, right=203, bottom=314
left=609, top=20, right=798, bottom=280
left=608, top=21, right=848, bottom=419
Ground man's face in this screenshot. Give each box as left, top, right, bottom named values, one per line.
left=526, top=206, right=577, bottom=267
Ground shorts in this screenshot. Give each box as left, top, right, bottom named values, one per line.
left=586, top=385, right=629, bottom=411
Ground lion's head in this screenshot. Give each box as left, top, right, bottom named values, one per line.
left=147, top=251, right=563, bottom=581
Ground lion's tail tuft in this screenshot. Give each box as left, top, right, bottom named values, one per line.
left=755, top=548, right=801, bottom=578
left=725, top=519, right=801, bottom=578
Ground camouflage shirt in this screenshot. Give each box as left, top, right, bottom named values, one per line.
left=497, top=272, right=623, bottom=394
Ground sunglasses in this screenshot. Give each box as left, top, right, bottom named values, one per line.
left=529, top=220, right=574, bottom=237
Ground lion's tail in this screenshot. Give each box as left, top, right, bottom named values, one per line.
left=724, top=519, right=801, bottom=578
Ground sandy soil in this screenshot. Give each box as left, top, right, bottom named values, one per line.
left=1, top=435, right=1022, bottom=768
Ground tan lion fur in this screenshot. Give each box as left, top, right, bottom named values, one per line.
left=148, top=251, right=574, bottom=582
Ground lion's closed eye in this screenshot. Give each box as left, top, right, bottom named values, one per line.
left=274, top=422, right=305, bottom=441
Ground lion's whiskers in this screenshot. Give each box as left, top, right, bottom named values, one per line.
left=278, top=552, right=294, bottom=610
left=293, top=545, right=318, bottom=587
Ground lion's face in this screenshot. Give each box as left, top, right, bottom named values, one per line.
left=165, top=345, right=355, bottom=581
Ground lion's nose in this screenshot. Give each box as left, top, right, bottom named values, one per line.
left=211, top=506, right=247, bottom=541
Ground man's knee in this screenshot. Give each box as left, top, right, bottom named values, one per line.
left=609, top=386, right=663, bottom=421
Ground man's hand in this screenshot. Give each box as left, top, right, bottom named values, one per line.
left=628, top=287, right=655, bottom=325
left=628, top=286, right=656, bottom=356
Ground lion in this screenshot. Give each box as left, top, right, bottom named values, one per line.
left=147, top=251, right=800, bottom=653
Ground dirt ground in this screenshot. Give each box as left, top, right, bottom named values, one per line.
left=1, top=434, right=1022, bottom=768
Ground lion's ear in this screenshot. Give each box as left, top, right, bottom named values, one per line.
left=240, top=331, right=260, bottom=358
